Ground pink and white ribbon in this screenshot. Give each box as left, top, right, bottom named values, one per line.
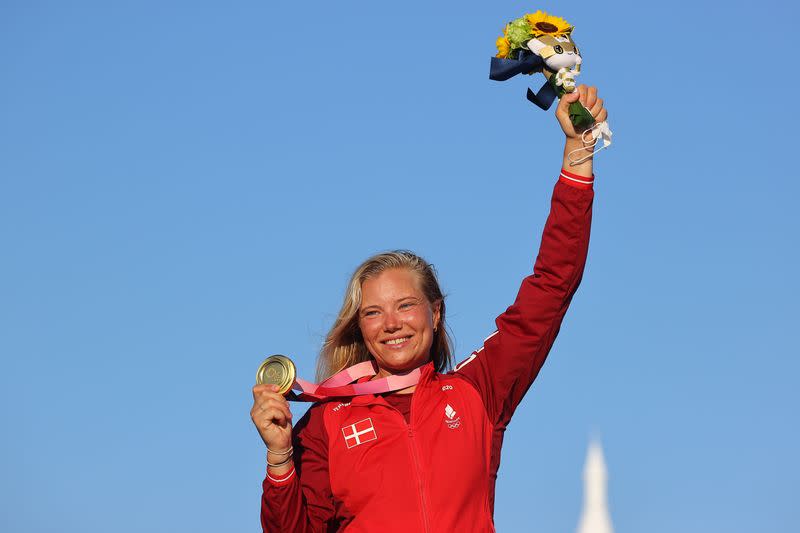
left=290, top=360, right=421, bottom=401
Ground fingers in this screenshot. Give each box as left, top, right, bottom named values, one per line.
left=252, top=396, right=292, bottom=421
left=251, top=385, right=293, bottom=426
left=561, top=90, right=580, bottom=104
left=576, top=84, right=608, bottom=123
left=252, top=404, right=292, bottom=431
left=582, top=85, right=597, bottom=110
left=589, top=97, right=604, bottom=118
left=259, top=406, right=291, bottom=428
left=556, top=84, right=609, bottom=138
left=556, top=90, right=580, bottom=132
left=252, top=383, right=283, bottom=399
left=572, top=85, right=599, bottom=110
left=557, top=89, right=579, bottom=114
left=576, top=84, right=587, bottom=105
left=256, top=397, right=292, bottom=419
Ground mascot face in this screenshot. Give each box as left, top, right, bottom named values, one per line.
left=527, top=33, right=581, bottom=71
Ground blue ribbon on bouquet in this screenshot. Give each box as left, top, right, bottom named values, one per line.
left=488, top=51, right=558, bottom=111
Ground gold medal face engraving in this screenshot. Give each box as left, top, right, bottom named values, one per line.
left=256, top=355, right=296, bottom=396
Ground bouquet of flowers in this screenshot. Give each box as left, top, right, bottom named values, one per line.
left=490, top=10, right=592, bottom=128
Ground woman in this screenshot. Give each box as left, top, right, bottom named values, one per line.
left=252, top=85, right=607, bottom=532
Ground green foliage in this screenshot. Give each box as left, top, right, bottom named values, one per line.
left=505, top=18, right=532, bottom=51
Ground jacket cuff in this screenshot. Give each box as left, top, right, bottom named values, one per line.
left=266, top=466, right=296, bottom=486
left=559, top=168, right=594, bottom=190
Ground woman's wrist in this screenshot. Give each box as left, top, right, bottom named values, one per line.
left=562, top=137, right=593, bottom=178
left=266, top=460, right=295, bottom=484
left=267, top=450, right=295, bottom=476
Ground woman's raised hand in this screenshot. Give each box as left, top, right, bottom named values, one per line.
left=557, top=84, right=608, bottom=175
left=251, top=384, right=294, bottom=469
left=556, top=84, right=608, bottom=139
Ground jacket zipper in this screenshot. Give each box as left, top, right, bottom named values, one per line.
left=407, top=388, right=431, bottom=533
left=406, top=424, right=431, bottom=533
left=381, top=397, right=431, bottom=533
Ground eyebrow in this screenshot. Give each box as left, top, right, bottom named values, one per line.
left=359, top=296, right=421, bottom=313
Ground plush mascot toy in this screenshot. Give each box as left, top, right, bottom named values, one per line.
left=490, top=11, right=612, bottom=162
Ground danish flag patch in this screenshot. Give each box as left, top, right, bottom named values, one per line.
left=342, top=418, right=378, bottom=449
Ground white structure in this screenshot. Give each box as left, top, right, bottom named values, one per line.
left=576, top=440, right=614, bottom=533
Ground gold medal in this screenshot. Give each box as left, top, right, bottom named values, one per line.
left=256, top=354, right=296, bottom=395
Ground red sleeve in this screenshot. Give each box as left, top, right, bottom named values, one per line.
left=260, top=404, right=337, bottom=532
left=453, top=173, right=593, bottom=427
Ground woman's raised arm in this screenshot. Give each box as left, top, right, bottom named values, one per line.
left=452, top=85, right=606, bottom=427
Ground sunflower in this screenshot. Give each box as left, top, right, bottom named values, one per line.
left=524, top=10, right=572, bottom=37
left=495, top=27, right=511, bottom=58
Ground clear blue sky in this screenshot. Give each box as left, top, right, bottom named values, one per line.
left=2, top=1, right=798, bottom=532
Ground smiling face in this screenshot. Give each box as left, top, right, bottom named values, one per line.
left=358, top=267, right=441, bottom=378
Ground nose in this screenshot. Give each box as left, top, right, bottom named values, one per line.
left=383, top=310, right=402, bottom=332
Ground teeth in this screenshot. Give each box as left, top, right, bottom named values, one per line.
left=386, top=337, right=410, bottom=345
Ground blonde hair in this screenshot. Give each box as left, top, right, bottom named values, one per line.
left=317, top=250, right=453, bottom=381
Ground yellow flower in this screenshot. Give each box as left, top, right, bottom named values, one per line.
left=525, top=10, right=572, bottom=37
left=496, top=34, right=511, bottom=58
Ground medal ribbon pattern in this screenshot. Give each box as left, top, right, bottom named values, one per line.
left=291, top=360, right=421, bottom=401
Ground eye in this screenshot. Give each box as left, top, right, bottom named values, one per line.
left=553, top=45, right=563, bottom=54
left=363, top=310, right=379, bottom=317
left=399, top=302, right=415, bottom=310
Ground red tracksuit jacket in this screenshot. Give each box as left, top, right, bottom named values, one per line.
left=261, top=170, right=594, bottom=532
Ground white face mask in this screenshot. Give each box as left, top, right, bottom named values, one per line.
left=568, top=121, right=613, bottom=166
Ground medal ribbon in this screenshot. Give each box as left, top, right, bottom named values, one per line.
left=290, top=360, right=421, bottom=401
